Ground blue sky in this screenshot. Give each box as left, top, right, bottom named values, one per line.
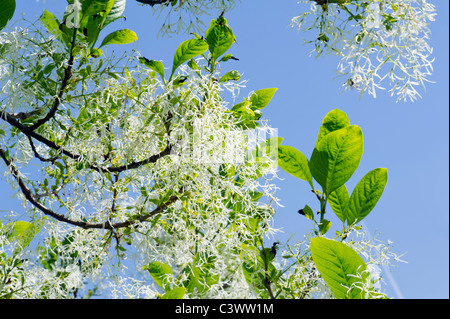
left=3, top=0, right=448, bottom=299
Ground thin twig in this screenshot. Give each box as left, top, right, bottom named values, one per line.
left=26, top=135, right=59, bottom=163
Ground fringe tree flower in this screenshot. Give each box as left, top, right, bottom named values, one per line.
left=137, top=0, right=240, bottom=37
left=292, top=0, right=436, bottom=101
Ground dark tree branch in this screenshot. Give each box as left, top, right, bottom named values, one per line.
left=7, top=109, right=41, bottom=120
left=264, top=277, right=275, bottom=299
left=1, top=110, right=82, bottom=159
left=136, top=0, right=171, bottom=6
left=33, top=182, right=66, bottom=199
left=0, top=110, right=172, bottom=173
left=105, top=145, right=172, bottom=173
left=0, top=13, right=180, bottom=231
left=0, top=145, right=179, bottom=230
left=26, top=135, right=59, bottom=163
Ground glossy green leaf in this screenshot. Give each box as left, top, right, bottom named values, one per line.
left=316, top=109, right=351, bottom=145
left=139, top=57, right=165, bottom=80
left=219, top=70, right=241, bottom=83
left=309, top=125, right=363, bottom=196
left=345, top=168, right=388, bottom=225
left=100, top=29, right=137, bottom=47
left=327, top=185, right=350, bottom=223
left=104, top=0, right=126, bottom=25
left=278, top=145, right=314, bottom=189
left=80, top=0, right=115, bottom=27
left=171, top=38, right=208, bottom=79
left=249, top=88, right=278, bottom=110
left=205, top=16, right=235, bottom=60
left=0, top=0, right=15, bottom=31
left=144, top=261, right=173, bottom=291
left=310, top=237, right=369, bottom=299
left=161, top=287, right=186, bottom=299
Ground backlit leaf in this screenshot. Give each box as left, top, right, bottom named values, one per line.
left=171, top=38, right=208, bottom=79
left=278, top=145, right=314, bottom=189
left=100, top=29, right=137, bottom=47
left=345, top=168, right=388, bottom=225
left=309, top=125, right=363, bottom=196
left=310, top=237, right=369, bottom=299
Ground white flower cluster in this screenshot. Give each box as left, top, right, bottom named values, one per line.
left=0, top=23, right=282, bottom=297
left=292, top=0, right=436, bottom=101
left=146, top=0, right=240, bottom=37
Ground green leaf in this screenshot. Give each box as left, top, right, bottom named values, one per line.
left=144, top=261, right=173, bottom=291
left=248, top=136, right=281, bottom=162
left=262, top=136, right=283, bottom=160
left=319, top=219, right=332, bottom=235
left=161, top=287, right=186, bottom=299
left=231, top=100, right=255, bottom=120
left=327, top=185, right=350, bottom=223
left=317, top=33, right=329, bottom=43
left=187, top=59, right=199, bottom=70
left=309, top=125, right=363, bottom=196
left=300, top=204, right=315, bottom=220
left=190, top=253, right=220, bottom=293
left=104, top=0, right=126, bottom=26
left=249, top=88, right=278, bottom=110
left=6, top=218, right=44, bottom=250
left=139, top=57, right=165, bottom=80
left=278, top=145, right=314, bottom=189
left=260, top=248, right=276, bottom=265
left=0, top=0, right=15, bottom=31
left=80, top=0, right=115, bottom=28
left=382, top=13, right=398, bottom=31
left=89, top=48, right=103, bottom=58
left=205, top=16, right=235, bottom=61
left=345, top=168, right=388, bottom=225
left=242, top=260, right=258, bottom=288
left=219, top=53, right=238, bottom=62
left=316, top=109, right=351, bottom=145
left=7, top=221, right=32, bottom=241
left=219, top=70, right=241, bottom=83
left=171, top=38, right=208, bottom=79
left=173, top=75, right=188, bottom=89
left=310, top=237, right=369, bottom=299
left=40, top=10, right=62, bottom=37
left=100, top=29, right=137, bottom=47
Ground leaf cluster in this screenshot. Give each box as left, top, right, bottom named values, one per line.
left=278, top=109, right=389, bottom=298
